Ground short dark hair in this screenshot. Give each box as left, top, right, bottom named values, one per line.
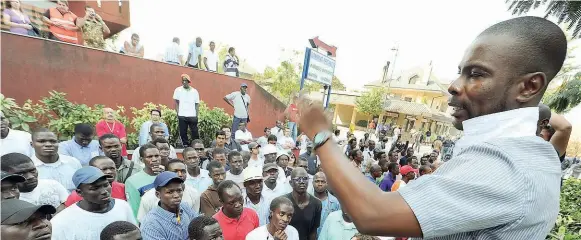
left=100, top=221, right=139, bottom=240
left=1, top=153, right=33, bottom=172
left=188, top=216, right=218, bottom=240
left=217, top=180, right=240, bottom=201
left=228, top=47, right=235, bottom=53
left=478, top=16, right=567, bottom=82
left=206, top=160, right=223, bottom=172
left=149, top=123, right=164, bottom=134
left=212, top=148, right=227, bottom=157
left=88, top=156, right=111, bottom=167
left=269, top=196, right=293, bottom=212
left=215, top=130, right=226, bottom=138
left=151, top=137, right=168, bottom=146
left=267, top=134, right=277, bottom=142
left=74, top=123, right=94, bottom=135
left=150, top=109, right=162, bottom=117
left=387, top=162, right=399, bottom=171
left=348, top=150, right=359, bottom=159
left=192, top=139, right=204, bottom=146
left=348, top=138, right=357, bottom=145
left=227, top=151, right=241, bottom=162
left=31, top=128, right=53, bottom=140
left=419, top=165, right=432, bottom=175
left=98, top=133, right=119, bottom=146
left=172, top=37, right=180, bottom=43
left=166, top=159, right=185, bottom=171
left=85, top=5, right=93, bottom=10
left=182, top=147, right=196, bottom=157
left=139, top=143, right=158, bottom=158
left=220, top=125, right=230, bottom=131
left=264, top=127, right=269, bottom=132
left=131, top=33, right=139, bottom=39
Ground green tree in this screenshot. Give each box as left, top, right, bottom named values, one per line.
left=507, top=1, right=581, bottom=38
left=355, top=88, right=387, bottom=119
left=331, top=76, right=346, bottom=91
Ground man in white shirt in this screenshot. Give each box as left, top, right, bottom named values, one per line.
left=163, top=37, right=184, bottom=65
left=270, top=121, right=285, bottom=140
left=30, top=129, right=82, bottom=192
left=235, top=122, right=253, bottom=151
left=246, top=196, right=299, bottom=240
left=204, top=41, right=219, bottom=72
left=0, top=112, right=32, bottom=157
left=225, top=151, right=245, bottom=189
left=247, top=142, right=264, bottom=169
left=51, top=166, right=136, bottom=240
left=224, top=83, right=251, bottom=138
left=256, top=128, right=271, bottom=148
left=183, top=146, right=213, bottom=193
left=277, top=128, right=295, bottom=151
left=262, top=163, right=290, bottom=200
left=187, top=37, right=203, bottom=69
left=174, top=74, right=201, bottom=147
left=132, top=124, right=178, bottom=168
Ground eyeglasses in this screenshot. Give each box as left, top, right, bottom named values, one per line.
left=292, top=177, right=309, bottom=183
left=194, top=148, right=204, bottom=151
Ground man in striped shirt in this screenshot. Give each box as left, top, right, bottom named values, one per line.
left=163, top=37, right=185, bottom=65
left=297, top=16, right=566, bottom=239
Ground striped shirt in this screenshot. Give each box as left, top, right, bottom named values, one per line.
left=243, top=194, right=272, bottom=226
left=224, top=54, right=239, bottom=76
left=163, top=42, right=184, bottom=64
left=140, top=202, right=198, bottom=240
left=399, top=107, right=561, bottom=239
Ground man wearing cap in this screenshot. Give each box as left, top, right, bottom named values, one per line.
left=51, top=166, right=136, bottom=240
left=234, top=121, right=253, bottom=151
left=140, top=171, right=198, bottom=240
left=137, top=159, right=200, bottom=223
left=58, top=123, right=101, bottom=166
left=390, top=165, right=417, bottom=192
left=300, top=142, right=319, bottom=175
left=173, top=73, right=201, bottom=147
left=262, top=144, right=278, bottom=164
left=1, top=153, right=69, bottom=211
left=247, top=142, right=264, bottom=168
left=262, top=163, right=290, bottom=200
left=1, top=199, right=55, bottom=240
left=243, top=166, right=272, bottom=226
left=1, top=171, right=25, bottom=200
left=224, top=83, right=251, bottom=138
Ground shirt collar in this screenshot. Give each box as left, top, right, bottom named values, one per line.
left=461, top=107, right=538, bottom=138
left=217, top=208, right=248, bottom=223
left=154, top=202, right=186, bottom=223
left=186, top=168, right=209, bottom=180
left=32, top=155, right=63, bottom=167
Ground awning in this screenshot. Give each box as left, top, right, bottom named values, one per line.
left=383, top=100, right=432, bottom=117
left=429, top=111, right=454, bottom=123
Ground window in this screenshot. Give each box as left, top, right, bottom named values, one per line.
left=404, top=97, right=413, bottom=102
left=408, top=75, right=419, bottom=84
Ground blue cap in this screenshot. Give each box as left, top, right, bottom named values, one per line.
left=153, top=171, right=183, bottom=188
left=241, top=83, right=248, bottom=87
left=72, top=166, right=107, bottom=188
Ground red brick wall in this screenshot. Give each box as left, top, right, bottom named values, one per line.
left=0, top=32, right=286, bottom=134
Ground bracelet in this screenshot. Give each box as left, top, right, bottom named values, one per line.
left=313, top=130, right=332, bottom=151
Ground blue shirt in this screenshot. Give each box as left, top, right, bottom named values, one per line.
left=243, top=194, right=272, bottom=226
left=318, top=210, right=358, bottom=240
left=317, top=191, right=341, bottom=235
left=138, top=121, right=170, bottom=146
left=140, top=202, right=198, bottom=240
left=58, top=138, right=101, bottom=166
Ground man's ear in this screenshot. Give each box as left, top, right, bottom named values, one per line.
left=515, top=72, right=547, bottom=104
left=155, top=190, right=160, bottom=199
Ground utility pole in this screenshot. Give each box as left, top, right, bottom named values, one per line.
left=389, top=45, right=399, bottom=80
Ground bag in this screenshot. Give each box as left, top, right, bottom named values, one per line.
left=240, top=94, right=250, bottom=123
left=27, top=24, right=40, bottom=37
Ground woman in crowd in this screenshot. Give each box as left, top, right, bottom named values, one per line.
left=2, top=0, right=34, bottom=36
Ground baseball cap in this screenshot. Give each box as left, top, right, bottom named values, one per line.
left=248, top=142, right=260, bottom=150
left=243, top=167, right=263, bottom=182
left=276, top=151, right=290, bottom=160
left=241, top=83, right=248, bottom=88
left=400, top=165, right=418, bottom=176
left=72, top=166, right=108, bottom=188
left=153, top=171, right=183, bottom=188
left=1, top=199, right=56, bottom=224
left=1, top=171, right=25, bottom=183
left=263, top=163, right=278, bottom=172
left=262, top=144, right=277, bottom=156
left=181, top=73, right=191, bottom=82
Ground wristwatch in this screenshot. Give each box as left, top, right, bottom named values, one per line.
left=313, top=130, right=333, bottom=150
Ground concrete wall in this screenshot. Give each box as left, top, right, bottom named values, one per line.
left=1, top=32, right=287, bottom=134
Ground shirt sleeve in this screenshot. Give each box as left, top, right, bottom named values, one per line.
left=138, top=122, right=149, bottom=146
left=313, top=200, right=322, bottom=231
left=319, top=213, right=332, bottom=240
left=397, top=143, right=525, bottom=239
left=118, top=122, right=127, bottom=138
left=200, top=192, right=216, bottom=217
left=173, top=88, right=180, bottom=100
left=125, top=180, right=141, bottom=218
left=95, top=121, right=107, bottom=137
left=194, top=89, right=200, bottom=104
left=225, top=92, right=236, bottom=100
left=137, top=192, right=153, bottom=223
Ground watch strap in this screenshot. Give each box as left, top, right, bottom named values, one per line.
left=313, top=130, right=332, bottom=150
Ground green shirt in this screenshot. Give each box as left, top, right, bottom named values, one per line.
left=124, top=171, right=156, bottom=218
left=319, top=210, right=359, bottom=240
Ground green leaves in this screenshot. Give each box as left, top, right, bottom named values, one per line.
left=355, top=88, right=388, bottom=117
left=548, top=178, right=581, bottom=239
left=0, top=94, right=37, bottom=132
left=507, top=1, right=581, bottom=38
left=543, top=77, right=581, bottom=113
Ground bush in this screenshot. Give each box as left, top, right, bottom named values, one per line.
left=0, top=94, right=37, bottom=132
left=548, top=178, right=581, bottom=240
left=197, top=102, right=231, bottom=147
left=130, top=103, right=179, bottom=148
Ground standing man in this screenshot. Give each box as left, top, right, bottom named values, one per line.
left=213, top=180, right=259, bottom=240
left=1, top=199, right=55, bottom=240
left=96, top=108, right=128, bottom=157
left=247, top=142, right=263, bottom=168
left=224, top=47, right=239, bottom=77
left=285, top=94, right=300, bottom=141
left=225, top=151, right=245, bottom=189
left=300, top=143, right=318, bottom=175
left=99, top=134, right=142, bottom=183
left=187, top=37, right=203, bottom=69
left=224, top=83, right=251, bottom=136
left=174, top=73, right=201, bottom=147
left=235, top=122, right=253, bottom=151
left=124, top=143, right=162, bottom=218
left=262, top=163, right=288, bottom=200
left=183, top=147, right=213, bottom=193
left=242, top=166, right=271, bottom=226
left=1, top=153, right=68, bottom=211
left=77, top=6, right=110, bottom=49
left=297, top=16, right=566, bottom=238
left=50, top=167, right=136, bottom=240
left=58, top=123, right=101, bottom=166
left=246, top=196, right=300, bottom=240
left=200, top=160, right=226, bottom=216
left=41, top=0, right=79, bottom=44
left=140, top=172, right=198, bottom=239
left=390, top=165, right=416, bottom=192
left=163, top=37, right=184, bottom=65
left=1, top=171, right=25, bottom=200
left=138, top=109, right=169, bottom=147
left=1, top=111, right=32, bottom=157
left=64, top=156, right=126, bottom=206
left=378, top=163, right=399, bottom=192
left=312, top=172, right=340, bottom=235
left=284, top=168, right=321, bottom=240
left=204, top=41, right=219, bottom=72
left=30, top=128, right=82, bottom=192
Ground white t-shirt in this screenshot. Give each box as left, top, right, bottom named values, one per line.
left=235, top=130, right=253, bottom=151
left=205, top=50, right=219, bottom=71
left=225, top=91, right=250, bottom=118
left=50, top=199, right=137, bottom=240
left=256, top=136, right=268, bottom=148
left=0, top=129, right=32, bottom=157
left=31, top=154, right=82, bottom=193
left=277, top=136, right=295, bottom=151
left=173, top=86, right=200, bottom=117
left=298, top=135, right=309, bottom=154
left=137, top=184, right=200, bottom=222
left=247, top=156, right=264, bottom=169
left=246, top=224, right=300, bottom=240
left=20, top=179, right=68, bottom=208
left=226, top=171, right=245, bottom=190
left=187, top=43, right=204, bottom=66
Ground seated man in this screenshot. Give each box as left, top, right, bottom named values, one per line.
left=58, top=123, right=101, bottom=166
left=133, top=124, right=177, bottom=167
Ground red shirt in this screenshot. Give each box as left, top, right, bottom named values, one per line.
left=95, top=120, right=128, bottom=156
left=287, top=103, right=299, bottom=122
left=64, top=181, right=126, bottom=207
left=213, top=208, right=259, bottom=240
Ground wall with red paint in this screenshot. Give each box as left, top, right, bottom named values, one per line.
left=1, top=32, right=286, bottom=134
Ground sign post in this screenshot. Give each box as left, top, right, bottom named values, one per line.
left=300, top=46, right=336, bottom=109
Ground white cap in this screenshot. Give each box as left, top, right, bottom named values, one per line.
left=276, top=151, right=290, bottom=160
left=243, top=167, right=263, bottom=182
left=262, top=144, right=277, bottom=156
